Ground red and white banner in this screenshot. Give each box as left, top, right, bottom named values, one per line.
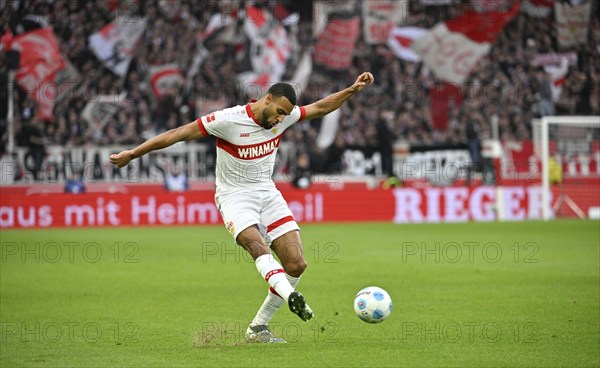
left=387, top=27, right=428, bottom=62
left=3, top=182, right=598, bottom=228
left=89, top=17, right=147, bottom=77
left=555, top=2, right=591, bottom=48
left=412, top=2, right=518, bottom=84
left=362, top=0, right=408, bottom=44
left=502, top=139, right=600, bottom=179
left=531, top=52, right=577, bottom=67
left=6, top=28, right=78, bottom=121
left=241, top=5, right=291, bottom=92
left=544, top=57, right=569, bottom=102
left=501, top=140, right=537, bottom=179
left=313, top=16, right=361, bottom=70
left=149, top=64, right=184, bottom=97
left=521, top=0, right=554, bottom=18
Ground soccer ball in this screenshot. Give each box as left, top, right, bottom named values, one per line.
left=353, top=286, right=392, bottom=323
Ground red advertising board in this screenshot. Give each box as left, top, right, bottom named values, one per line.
left=1, top=182, right=597, bottom=229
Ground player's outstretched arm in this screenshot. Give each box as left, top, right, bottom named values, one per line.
left=110, top=120, right=205, bottom=168
left=303, top=72, right=374, bottom=120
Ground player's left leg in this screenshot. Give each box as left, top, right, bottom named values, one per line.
left=248, top=191, right=314, bottom=331
left=248, top=229, right=313, bottom=332
left=271, top=229, right=313, bottom=321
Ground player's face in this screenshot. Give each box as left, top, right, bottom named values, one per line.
left=261, top=96, right=294, bottom=129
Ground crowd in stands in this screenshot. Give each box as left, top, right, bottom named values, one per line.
left=1, top=0, right=598, bottom=177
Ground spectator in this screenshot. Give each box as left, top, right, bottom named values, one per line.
left=536, top=69, right=555, bottom=117
left=4, top=0, right=598, bottom=181
left=21, top=117, right=46, bottom=181
left=164, top=165, right=189, bottom=192
left=64, top=173, right=86, bottom=194
left=465, top=111, right=482, bottom=172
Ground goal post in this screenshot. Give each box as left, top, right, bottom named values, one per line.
left=534, top=116, right=600, bottom=221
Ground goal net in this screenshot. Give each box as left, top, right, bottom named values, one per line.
left=532, top=116, right=600, bottom=220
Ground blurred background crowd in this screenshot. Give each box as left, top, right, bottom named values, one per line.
left=1, top=0, right=598, bottom=178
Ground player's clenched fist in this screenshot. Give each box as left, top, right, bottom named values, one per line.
left=351, top=72, right=375, bottom=93
left=110, top=150, right=134, bottom=168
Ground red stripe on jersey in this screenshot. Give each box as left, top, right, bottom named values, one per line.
left=299, top=106, right=307, bottom=121
left=216, top=135, right=282, bottom=160
left=267, top=215, right=295, bottom=233
left=196, top=118, right=208, bottom=136
left=245, top=103, right=261, bottom=127
left=265, top=268, right=285, bottom=282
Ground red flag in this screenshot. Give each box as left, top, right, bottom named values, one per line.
left=430, top=83, right=463, bottom=131
left=1, top=27, right=14, bottom=50
left=314, top=16, right=361, bottom=70
left=10, top=28, right=78, bottom=121
left=412, top=2, right=518, bottom=84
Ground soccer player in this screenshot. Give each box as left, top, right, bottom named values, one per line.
left=110, top=72, right=375, bottom=342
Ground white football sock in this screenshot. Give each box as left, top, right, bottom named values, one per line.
left=250, top=274, right=301, bottom=327
left=255, top=254, right=295, bottom=302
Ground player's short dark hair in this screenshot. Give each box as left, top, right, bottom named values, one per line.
left=267, top=83, right=297, bottom=106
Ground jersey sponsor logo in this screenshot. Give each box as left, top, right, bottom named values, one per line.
left=216, top=135, right=281, bottom=160
left=238, top=138, right=280, bottom=159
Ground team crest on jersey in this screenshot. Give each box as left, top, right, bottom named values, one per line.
left=226, top=221, right=235, bottom=235
left=271, top=128, right=278, bottom=134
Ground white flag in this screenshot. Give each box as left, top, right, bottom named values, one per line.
left=82, top=93, right=129, bottom=126
left=521, top=0, right=554, bottom=18
left=555, top=2, right=591, bottom=48
left=285, top=51, right=313, bottom=98
left=362, top=0, right=408, bottom=44
left=387, top=27, right=428, bottom=62
left=89, top=18, right=147, bottom=77
left=544, top=58, right=569, bottom=102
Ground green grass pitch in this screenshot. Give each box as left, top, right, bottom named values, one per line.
left=1, top=220, right=599, bottom=367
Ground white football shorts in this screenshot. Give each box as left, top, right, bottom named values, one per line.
left=215, top=189, right=299, bottom=244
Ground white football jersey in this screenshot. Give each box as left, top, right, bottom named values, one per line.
left=195, top=102, right=306, bottom=196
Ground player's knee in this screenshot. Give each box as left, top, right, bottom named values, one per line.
left=286, top=259, right=307, bottom=277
